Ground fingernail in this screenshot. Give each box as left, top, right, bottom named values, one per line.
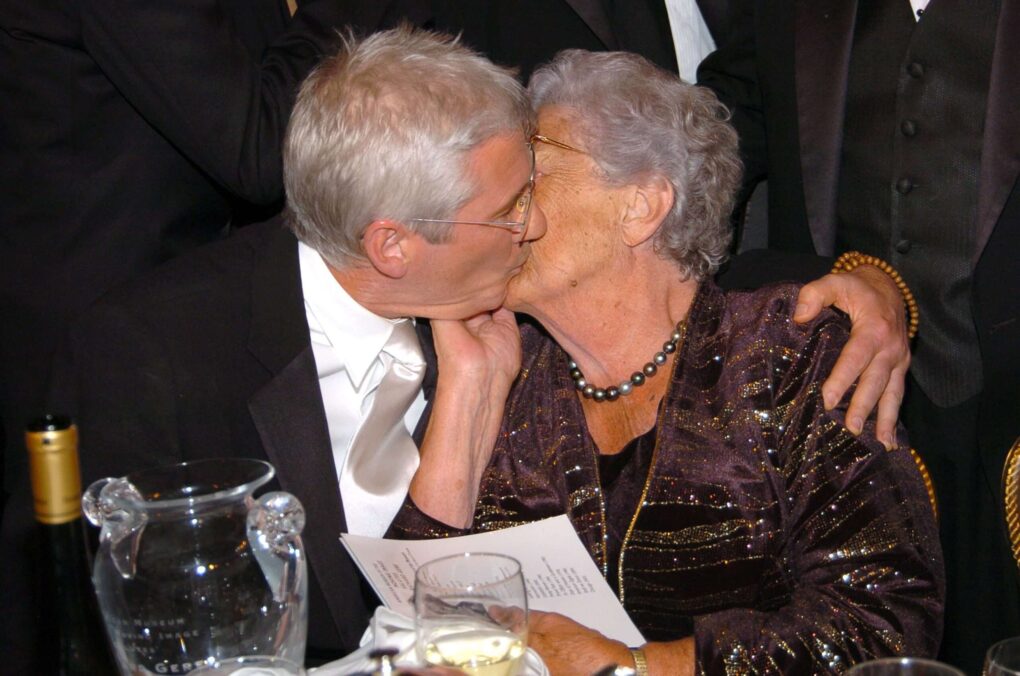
left=795, top=303, right=808, bottom=318
left=822, top=391, right=835, bottom=410
left=849, top=417, right=863, bottom=434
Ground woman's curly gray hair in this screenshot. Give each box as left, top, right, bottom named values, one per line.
left=529, top=50, right=742, bottom=280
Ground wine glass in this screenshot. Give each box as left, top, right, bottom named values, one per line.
left=414, top=553, right=528, bottom=676
left=985, top=637, right=1020, bottom=675
left=846, top=657, right=966, bottom=676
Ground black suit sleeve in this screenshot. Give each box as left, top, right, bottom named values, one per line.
left=48, top=301, right=186, bottom=483
left=697, top=1, right=768, bottom=190
left=716, top=249, right=834, bottom=290
left=0, top=300, right=184, bottom=672
left=77, top=0, right=392, bottom=204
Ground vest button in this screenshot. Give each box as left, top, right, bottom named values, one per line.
left=896, top=177, right=914, bottom=195
left=895, top=239, right=913, bottom=254
left=908, top=62, right=925, bottom=78
left=901, top=119, right=917, bottom=137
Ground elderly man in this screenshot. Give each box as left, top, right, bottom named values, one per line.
left=1, top=27, right=542, bottom=667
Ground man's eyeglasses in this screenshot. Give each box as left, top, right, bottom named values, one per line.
left=530, top=133, right=588, bottom=155
left=409, top=142, right=535, bottom=237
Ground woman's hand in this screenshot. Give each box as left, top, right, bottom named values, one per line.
left=408, top=309, right=521, bottom=529
left=527, top=612, right=695, bottom=676
left=432, top=307, right=522, bottom=390
left=794, top=264, right=910, bottom=449
left=527, top=611, right=632, bottom=676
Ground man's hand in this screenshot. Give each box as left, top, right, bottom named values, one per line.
left=794, top=264, right=910, bottom=449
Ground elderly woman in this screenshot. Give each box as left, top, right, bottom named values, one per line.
left=394, top=50, right=943, bottom=675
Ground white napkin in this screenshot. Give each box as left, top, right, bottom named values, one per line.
left=309, top=607, right=548, bottom=675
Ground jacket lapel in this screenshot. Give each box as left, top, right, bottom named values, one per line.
left=696, top=0, right=731, bottom=46
left=245, top=228, right=364, bottom=648
left=411, top=319, right=437, bottom=443
left=975, top=0, right=1020, bottom=263
left=249, top=350, right=368, bottom=647
left=563, top=0, right=619, bottom=50
left=794, top=0, right=857, bottom=255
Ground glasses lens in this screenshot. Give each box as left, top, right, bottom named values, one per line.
left=512, top=145, right=536, bottom=232
left=515, top=187, right=532, bottom=223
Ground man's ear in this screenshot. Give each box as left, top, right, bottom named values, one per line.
left=621, top=175, right=676, bottom=248
left=361, top=219, right=412, bottom=279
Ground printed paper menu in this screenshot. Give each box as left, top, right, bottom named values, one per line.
left=340, top=514, right=645, bottom=646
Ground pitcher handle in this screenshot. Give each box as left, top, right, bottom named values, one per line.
left=81, top=477, right=113, bottom=527
left=81, top=477, right=147, bottom=579
left=248, top=492, right=306, bottom=603
left=249, top=491, right=305, bottom=551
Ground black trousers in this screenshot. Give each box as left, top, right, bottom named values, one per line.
left=904, top=377, right=1020, bottom=674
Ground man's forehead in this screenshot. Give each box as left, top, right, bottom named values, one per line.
left=447, top=133, right=530, bottom=224
left=467, top=134, right=529, bottom=187
left=471, top=131, right=528, bottom=161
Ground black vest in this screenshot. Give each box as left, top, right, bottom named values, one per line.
left=836, top=0, right=1000, bottom=407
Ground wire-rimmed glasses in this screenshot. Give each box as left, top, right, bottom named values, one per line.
left=409, top=143, right=535, bottom=238
left=530, top=133, right=588, bottom=155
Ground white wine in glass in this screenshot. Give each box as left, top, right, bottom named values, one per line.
left=415, top=553, right=528, bottom=676
left=422, top=622, right=525, bottom=676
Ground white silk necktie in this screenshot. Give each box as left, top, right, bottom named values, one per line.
left=340, top=320, right=425, bottom=535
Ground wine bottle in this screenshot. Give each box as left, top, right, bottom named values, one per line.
left=26, top=414, right=116, bottom=675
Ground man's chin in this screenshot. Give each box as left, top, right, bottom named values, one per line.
left=428, top=290, right=508, bottom=321
left=504, top=275, right=529, bottom=313
left=502, top=290, right=524, bottom=313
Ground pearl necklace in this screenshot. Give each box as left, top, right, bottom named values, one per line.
left=569, top=320, right=687, bottom=402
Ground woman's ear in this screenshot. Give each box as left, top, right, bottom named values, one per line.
left=621, top=175, right=676, bottom=248
left=361, top=219, right=412, bottom=279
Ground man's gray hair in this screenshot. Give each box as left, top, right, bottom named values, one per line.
left=529, top=50, right=741, bottom=280
left=284, top=26, right=532, bottom=267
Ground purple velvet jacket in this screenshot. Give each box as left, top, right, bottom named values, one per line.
left=391, top=282, right=944, bottom=673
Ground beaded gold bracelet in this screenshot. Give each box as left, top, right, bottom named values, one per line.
left=830, top=251, right=919, bottom=340
left=629, top=647, right=649, bottom=676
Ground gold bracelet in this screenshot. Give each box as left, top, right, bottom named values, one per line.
left=830, top=250, right=919, bottom=340
left=630, top=647, right=649, bottom=676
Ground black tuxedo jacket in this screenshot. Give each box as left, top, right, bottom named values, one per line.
left=402, top=0, right=735, bottom=80
left=0, top=3, right=371, bottom=668
left=0, top=0, right=393, bottom=505
left=700, top=0, right=1020, bottom=480
left=14, top=223, right=433, bottom=662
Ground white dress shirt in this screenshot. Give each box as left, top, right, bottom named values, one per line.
left=298, top=242, right=427, bottom=537
left=663, top=0, right=716, bottom=83
left=910, top=0, right=931, bottom=20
